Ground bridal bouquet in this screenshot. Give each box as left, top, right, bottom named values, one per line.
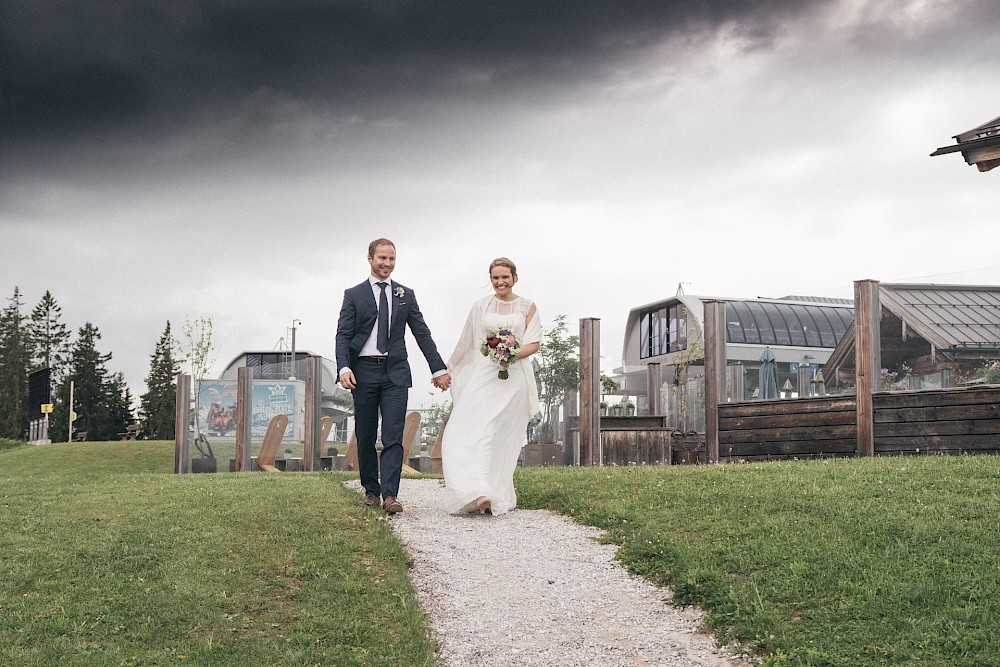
left=481, top=327, right=521, bottom=380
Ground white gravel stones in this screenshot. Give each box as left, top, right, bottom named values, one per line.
left=352, top=478, right=754, bottom=667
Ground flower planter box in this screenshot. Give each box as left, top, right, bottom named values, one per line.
left=521, top=443, right=562, bottom=467
left=191, top=457, right=217, bottom=474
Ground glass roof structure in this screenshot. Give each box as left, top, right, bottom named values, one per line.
left=725, top=301, right=853, bottom=348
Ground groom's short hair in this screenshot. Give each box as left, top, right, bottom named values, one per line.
left=368, top=238, right=395, bottom=258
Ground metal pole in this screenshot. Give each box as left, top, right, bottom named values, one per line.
left=68, top=380, right=74, bottom=443
left=290, top=319, right=300, bottom=379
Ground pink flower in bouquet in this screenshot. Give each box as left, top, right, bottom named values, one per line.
left=480, top=327, right=521, bottom=379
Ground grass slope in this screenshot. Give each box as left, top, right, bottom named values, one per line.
left=0, top=441, right=438, bottom=667
left=516, top=456, right=1000, bottom=667
left=7, top=440, right=1000, bottom=666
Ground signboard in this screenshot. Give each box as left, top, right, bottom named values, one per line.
left=197, top=379, right=303, bottom=439
left=40, top=403, right=53, bottom=414
left=28, top=367, right=51, bottom=417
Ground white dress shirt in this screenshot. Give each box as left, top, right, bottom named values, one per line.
left=358, top=277, right=391, bottom=358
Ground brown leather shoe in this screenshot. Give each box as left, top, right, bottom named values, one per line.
left=382, top=496, right=403, bottom=514
left=362, top=493, right=379, bottom=507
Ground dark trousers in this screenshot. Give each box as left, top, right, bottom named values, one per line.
left=352, top=359, right=408, bottom=499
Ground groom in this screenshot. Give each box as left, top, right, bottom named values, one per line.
left=336, top=238, right=450, bottom=514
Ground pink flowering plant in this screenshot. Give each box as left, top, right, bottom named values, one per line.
left=879, top=364, right=912, bottom=392
left=481, top=326, right=521, bottom=379
left=980, top=359, right=1000, bottom=384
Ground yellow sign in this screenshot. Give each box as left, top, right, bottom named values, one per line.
left=71, top=411, right=78, bottom=422
left=41, top=403, right=53, bottom=414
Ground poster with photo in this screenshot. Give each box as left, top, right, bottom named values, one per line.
left=197, top=379, right=303, bottom=439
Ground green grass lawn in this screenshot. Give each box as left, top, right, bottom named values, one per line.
left=515, top=456, right=1000, bottom=667
left=0, top=440, right=438, bottom=667
left=4, top=440, right=999, bottom=666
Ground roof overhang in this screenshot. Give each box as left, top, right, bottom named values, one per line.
left=931, top=115, right=1000, bottom=172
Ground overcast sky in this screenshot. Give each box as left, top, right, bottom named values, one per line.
left=2, top=0, right=999, bottom=407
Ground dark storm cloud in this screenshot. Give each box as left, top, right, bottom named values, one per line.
left=1, top=1, right=808, bottom=157
left=5, top=0, right=997, bottom=177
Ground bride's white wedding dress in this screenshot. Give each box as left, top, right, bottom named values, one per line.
left=442, top=294, right=542, bottom=515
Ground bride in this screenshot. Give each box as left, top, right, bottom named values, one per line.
left=442, top=257, right=542, bottom=515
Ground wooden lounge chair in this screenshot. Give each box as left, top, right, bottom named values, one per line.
left=401, top=411, right=422, bottom=474
left=429, top=420, right=446, bottom=474
left=345, top=411, right=422, bottom=473
left=279, top=416, right=336, bottom=471
left=345, top=432, right=359, bottom=471
left=320, top=415, right=334, bottom=443
left=256, top=413, right=289, bottom=473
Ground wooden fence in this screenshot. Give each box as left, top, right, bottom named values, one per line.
left=594, top=386, right=1000, bottom=465
left=597, top=416, right=706, bottom=465
left=718, top=396, right=858, bottom=462
left=576, top=281, right=1000, bottom=467
left=873, top=387, right=1000, bottom=455
left=713, top=387, right=1000, bottom=462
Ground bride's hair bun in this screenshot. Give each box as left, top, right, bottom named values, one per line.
left=489, top=257, right=517, bottom=278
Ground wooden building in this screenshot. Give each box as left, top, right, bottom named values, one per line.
left=931, top=115, right=1000, bottom=172
left=822, top=283, right=1000, bottom=389
left=617, top=288, right=853, bottom=413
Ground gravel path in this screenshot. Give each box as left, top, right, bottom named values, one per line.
left=350, top=478, right=755, bottom=667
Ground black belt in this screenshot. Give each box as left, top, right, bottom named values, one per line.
left=359, top=356, right=388, bottom=364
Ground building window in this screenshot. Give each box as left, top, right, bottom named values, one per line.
left=640, top=304, right=687, bottom=359
left=245, top=352, right=308, bottom=379
left=724, top=301, right=852, bottom=348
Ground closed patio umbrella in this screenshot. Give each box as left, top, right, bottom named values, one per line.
left=758, top=346, right=779, bottom=400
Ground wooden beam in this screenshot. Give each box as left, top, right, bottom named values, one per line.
left=173, top=374, right=191, bottom=474
left=303, top=355, right=323, bottom=472
left=703, top=300, right=726, bottom=463
left=236, top=367, right=253, bottom=472
left=646, top=363, right=662, bottom=416
left=854, top=280, right=880, bottom=457
left=579, top=318, right=601, bottom=466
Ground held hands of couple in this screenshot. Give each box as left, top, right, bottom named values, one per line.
left=432, top=373, right=452, bottom=391
left=340, top=370, right=449, bottom=391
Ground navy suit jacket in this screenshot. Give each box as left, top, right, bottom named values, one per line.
left=335, top=279, right=446, bottom=388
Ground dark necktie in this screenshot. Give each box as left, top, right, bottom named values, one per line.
left=376, top=282, right=389, bottom=353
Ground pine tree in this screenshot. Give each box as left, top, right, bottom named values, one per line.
left=0, top=287, right=30, bottom=439
left=140, top=321, right=180, bottom=439
left=51, top=322, right=132, bottom=442
left=107, top=372, right=135, bottom=436
left=27, top=290, right=72, bottom=389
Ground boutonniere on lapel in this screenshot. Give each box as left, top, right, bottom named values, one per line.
left=394, top=287, right=405, bottom=299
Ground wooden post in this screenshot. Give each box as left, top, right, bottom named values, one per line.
left=797, top=364, right=812, bottom=398
left=579, top=318, right=601, bottom=466
left=854, top=279, right=880, bottom=457
left=646, top=362, right=662, bottom=416
left=303, top=355, right=323, bottom=471
left=563, top=390, right=578, bottom=466
left=703, top=300, right=726, bottom=463
left=730, top=362, right=745, bottom=402
left=174, top=374, right=191, bottom=474
left=236, top=367, right=253, bottom=471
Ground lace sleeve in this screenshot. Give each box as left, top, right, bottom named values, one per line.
left=449, top=295, right=492, bottom=377
left=522, top=299, right=542, bottom=344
